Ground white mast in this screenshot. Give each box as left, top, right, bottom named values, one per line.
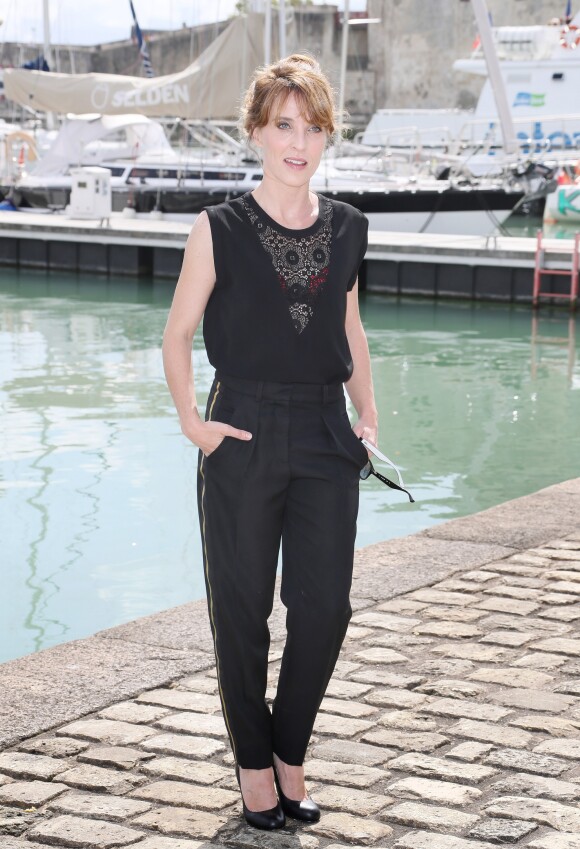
left=279, top=0, right=286, bottom=59
left=337, top=0, right=350, bottom=144
left=264, top=0, right=271, bottom=65
left=470, top=0, right=518, bottom=155
left=42, top=0, right=55, bottom=129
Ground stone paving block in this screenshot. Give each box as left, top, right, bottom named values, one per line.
left=488, top=687, right=576, bottom=713
left=528, top=834, right=580, bottom=848
left=138, top=840, right=208, bottom=849
left=57, top=764, right=144, bottom=794
left=28, top=814, right=144, bottom=847
left=388, top=776, right=481, bottom=806
left=376, top=599, right=428, bottom=615
left=542, top=593, right=579, bottom=605
left=378, top=710, right=438, bottom=732
left=98, top=701, right=171, bottom=724
left=310, top=739, right=394, bottom=765
left=540, top=607, right=580, bottom=622
left=557, top=681, right=580, bottom=696
left=140, top=756, right=230, bottom=784
left=307, top=784, right=391, bottom=815
left=446, top=742, right=494, bottom=762
left=0, top=780, right=68, bottom=807
left=447, top=719, right=532, bottom=748
left=479, top=613, right=571, bottom=634
left=364, top=688, right=428, bottom=709
left=491, top=772, right=580, bottom=802
left=408, top=589, right=476, bottom=607
left=387, top=753, right=497, bottom=784
left=534, top=739, right=580, bottom=759
left=550, top=582, right=580, bottom=594
left=508, top=714, right=580, bottom=736
left=468, top=667, right=554, bottom=689
left=78, top=745, right=155, bottom=770
left=383, top=801, right=479, bottom=832
left=318, top=696, right=379, bottom=717
left=529, top=638, right=580, bottom=657
left=435, top=579, right=487, bottom=593
left=484, top=796, right=580, bottom=831
left=432, top=643, right=511, bottom=662
left=56, top=719, right=155, bottom=746
left=482, top=584, right=543, bottom=601
left=475, top=597, right=541, bottom=615
left=463, top=570, right=498, bottom=582
left=485, top=748, right=571, bottom=776
left=513, top=652, right=567, bottom=669
left=0, top=751, right=69, bottom=780
left=49, top=790, right=152, bottom=820
left=468, top=818, right=538, bottom=843
left=229, top=834, right=319, bottom=849
left=325, top=679, right=374, bottom=699
left=350, top=612, right=421, bottom=632
left=130, top=779, right=239, bottom=810
left=17, top=737, right=89, bottom=758
left=546, top=570, right=580, bottom=582
left=310, top=811, right=393, bottom=843
left=362, top=729, right=448, bottom=752
left=419, top=697, right=511, bottom=722
left=133, top=806, right=229, bottom=839
left=313, top=713, right=375, bottom=736
left=170, top=676, right=218, bottom=694
left=0, top=806, right=41, bottom=836
left=0, top=841, right=50, bottom=849
left=480, top=630, right=536, bottom=647
left=154, top=711, right=228, bottom=736
left=139, top=733, right=226, bottom=759
left=395, top=832, right=497, bottom=849
left=136, top=689, right=222, bottom=712
left=350, top=670, right=424, bottom=688
left=305, top=758, right=389, bottom=788
left=363, top=634, right=433, bottom=649
left=412, top=621, right=481, bottom=638
left=415, top=679, right=487, bottom=699
left=419, top=606, right=486, bottom=622
left=353, top=648, right=408, bottom=664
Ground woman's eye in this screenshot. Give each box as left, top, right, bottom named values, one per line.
left=310, top=126, right=322, bottom=133
left=277, top=122, right=290, bottom=129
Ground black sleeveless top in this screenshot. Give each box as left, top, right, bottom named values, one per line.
left=201, top=190, right=368, bottom=384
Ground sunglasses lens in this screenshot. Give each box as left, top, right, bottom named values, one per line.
left=360, top=461, right=373, bottom=480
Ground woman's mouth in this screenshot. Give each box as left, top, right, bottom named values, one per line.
left=284, top=158, right=307, bottom=170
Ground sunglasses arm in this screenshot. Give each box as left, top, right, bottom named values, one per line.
left=369, top=467, right=415, bottom=503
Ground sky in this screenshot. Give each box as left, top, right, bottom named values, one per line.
left=0, top=0, right=367, bottom=47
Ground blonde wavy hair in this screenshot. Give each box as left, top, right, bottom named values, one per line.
left=239, top=53, right=342, bottom=151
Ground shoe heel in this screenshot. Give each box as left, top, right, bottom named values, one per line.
left=273, top=762, right=320, bottom=823
left=234, top=761, right=286, bottom=831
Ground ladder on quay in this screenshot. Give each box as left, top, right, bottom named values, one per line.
left=533, top=230, right=579, bottom=311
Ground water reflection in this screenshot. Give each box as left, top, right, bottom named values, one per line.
left=0, top=269, right=579, bottom=664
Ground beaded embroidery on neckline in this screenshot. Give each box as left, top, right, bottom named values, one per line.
left=240, top=193, right=334, bottom=335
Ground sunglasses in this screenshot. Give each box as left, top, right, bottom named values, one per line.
left=358, top=437, right=415, bottom=503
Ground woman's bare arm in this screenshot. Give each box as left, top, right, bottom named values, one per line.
left=344, top=279, right=378, bottom=446
left=162, top=210, right=253, bottom=455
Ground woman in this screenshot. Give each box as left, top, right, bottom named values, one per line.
left=162, top=53, right=378, bottom=831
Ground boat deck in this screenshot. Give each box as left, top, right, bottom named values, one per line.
left=0, top=210, right=578, bottom=303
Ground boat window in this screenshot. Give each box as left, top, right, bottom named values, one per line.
left=552, top=72, right=564, bottom=81
left=102, top=166, right=127, bottom=177
left=252, top=174, right=262, bottom=180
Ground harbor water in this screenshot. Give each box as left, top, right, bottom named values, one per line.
left=1, top=268, right=579, bottom=664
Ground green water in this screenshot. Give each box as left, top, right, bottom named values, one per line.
left=1, top=269, right=579, bottom=663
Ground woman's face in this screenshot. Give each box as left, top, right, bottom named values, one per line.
left=251, top=91, right=327, bottom=188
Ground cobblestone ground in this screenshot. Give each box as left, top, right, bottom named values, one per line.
left=1, top=534, right=580, bottom=849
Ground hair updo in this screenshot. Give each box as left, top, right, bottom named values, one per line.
left=239, top=53, right=341, bottom=150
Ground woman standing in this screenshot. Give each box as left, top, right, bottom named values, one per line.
left=162, top=54, right=378, bottom=831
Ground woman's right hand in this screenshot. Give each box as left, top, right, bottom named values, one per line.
left=182, top=418, right=253, bottom=457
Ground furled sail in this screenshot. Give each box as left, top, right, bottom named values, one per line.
left=4, top=13, right=265, bottom=119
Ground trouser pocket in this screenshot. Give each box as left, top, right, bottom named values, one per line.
left=320, top=404, right=369, bottom=472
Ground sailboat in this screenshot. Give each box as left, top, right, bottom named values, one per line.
left=0, top=6, right=529, bottom=235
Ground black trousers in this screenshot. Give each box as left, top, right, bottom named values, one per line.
left=196, top=369, right=369, bottom=769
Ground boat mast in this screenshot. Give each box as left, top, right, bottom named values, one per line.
left=337, top=0, right=350, bottom=145
left=470, top=0, right=518, bottom=155
left=279, top=0, right=286, bottom=58
left=42, top=0, right=55, bottom=129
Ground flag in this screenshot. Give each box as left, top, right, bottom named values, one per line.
left=129, top=0, right=154, bottom=78
left=566, top=0, right=572, bottom=20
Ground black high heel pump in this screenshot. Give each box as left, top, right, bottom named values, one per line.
left=234, top=762, right=286, bottom=830
left=273, top=761, right=320, bottom=823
